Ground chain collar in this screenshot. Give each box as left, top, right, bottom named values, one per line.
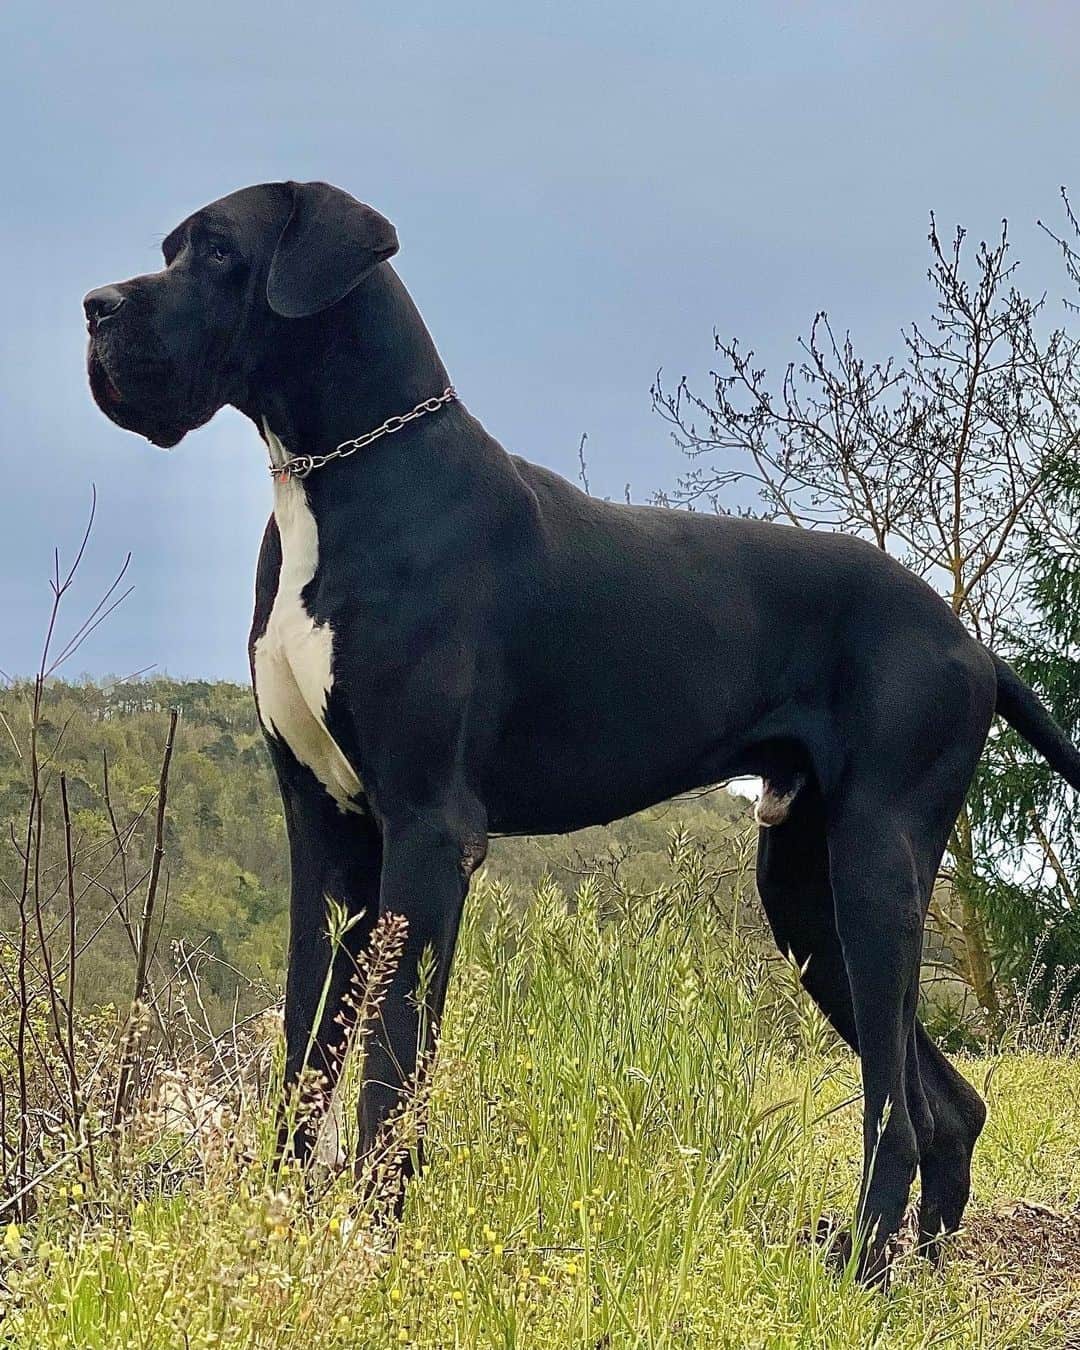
left=266, top=386, right=457, bottom=483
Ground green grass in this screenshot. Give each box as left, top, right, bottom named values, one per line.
left=3, top=865, right=1080, bottom=1348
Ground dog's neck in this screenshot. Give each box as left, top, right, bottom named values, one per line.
left=240, top=263, right=451, bottom=461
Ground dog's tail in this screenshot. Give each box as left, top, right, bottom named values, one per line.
left=992, top=652, right=1080, bottom=791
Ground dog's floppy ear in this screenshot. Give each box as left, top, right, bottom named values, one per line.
left=266, top=181, right=399, bottom=319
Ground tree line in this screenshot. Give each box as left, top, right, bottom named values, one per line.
left=0, top=676, right=759, bottom=1030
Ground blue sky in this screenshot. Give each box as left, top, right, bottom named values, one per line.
left=1, top=1, right=1077, bottom=680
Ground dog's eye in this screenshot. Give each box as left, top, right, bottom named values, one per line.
left=208, top=242, right=231, bottom=265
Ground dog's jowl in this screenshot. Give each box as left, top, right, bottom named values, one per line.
left=84, top=179, right=1080, bottom=1282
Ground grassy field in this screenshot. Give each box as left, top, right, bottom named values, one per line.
left=3, top=859, right=1080, bottom=1349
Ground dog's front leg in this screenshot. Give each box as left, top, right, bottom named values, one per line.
left=358, top=805, right=487, bottom=1194
left=276, top=775, right=382, bottom=1167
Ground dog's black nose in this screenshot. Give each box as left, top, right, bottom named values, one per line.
left=83, top=285, right=126, bottom=328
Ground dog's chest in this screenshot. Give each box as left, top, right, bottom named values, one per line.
left=253, top=477, right=363, bottom=810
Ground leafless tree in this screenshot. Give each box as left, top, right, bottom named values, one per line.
left=653, top=215, right=1080, bottom=1021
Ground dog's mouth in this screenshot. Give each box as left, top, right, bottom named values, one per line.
left=87, top=341, right=189, bottom=448
left=88, top=345, right=125, bottom=408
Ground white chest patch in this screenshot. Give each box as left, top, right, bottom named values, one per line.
left=253, top=430, right=363, bottom=811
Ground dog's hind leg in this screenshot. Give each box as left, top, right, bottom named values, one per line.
left=756, top=786, right=859, bottom=1046
left=756, top=783, right=983, bottom=1266
left=911, top=1021, right=986, bottom=1259
left=823, top=799, right=927, bottom=1280
left=758, top=789, right=937, bottom=1171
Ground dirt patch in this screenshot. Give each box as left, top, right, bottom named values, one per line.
left=804, top=1201, right=1080, bottom=1337
left=962, top=1199, right=1080, bottom=1274
left=957, top=1201, right=1080, bottom=1342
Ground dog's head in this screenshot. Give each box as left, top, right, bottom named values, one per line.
left=84, top=181, right=399, bottom=447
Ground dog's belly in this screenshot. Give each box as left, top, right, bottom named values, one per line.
left=253, top=476, right=363, bottom=810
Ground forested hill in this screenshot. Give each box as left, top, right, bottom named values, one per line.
left=0, top=678, right=753, bottom=1020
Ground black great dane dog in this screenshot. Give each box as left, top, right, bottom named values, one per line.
left=84, top=181, right=1080, bottom=1280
